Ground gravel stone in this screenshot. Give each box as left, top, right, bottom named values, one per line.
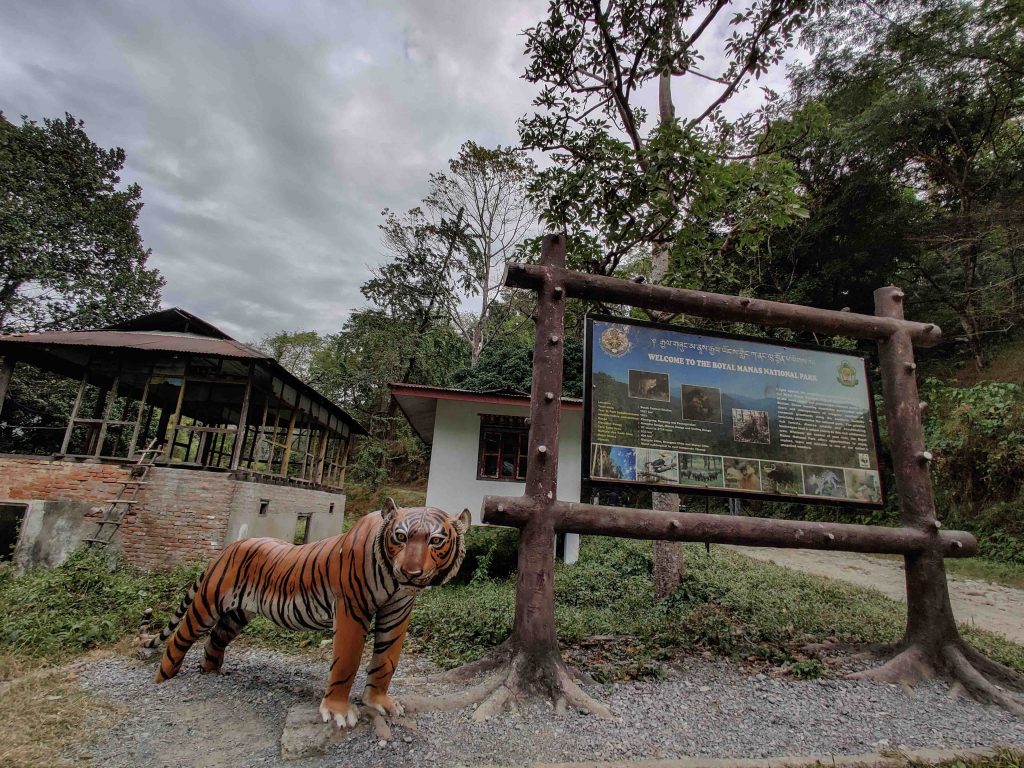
left=75, top=647, right=1024, bottom=767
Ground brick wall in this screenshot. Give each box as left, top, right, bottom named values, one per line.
left=1, top=456, right=346, bottom=572
left=0, top=456, right=132, bottom=509
left=120, top=467, right=237, bottom=571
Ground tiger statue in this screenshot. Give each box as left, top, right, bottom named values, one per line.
left=143, top=499, right=470, bottom=728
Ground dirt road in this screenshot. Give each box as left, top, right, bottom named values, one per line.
left=733, top=547, right=1024, bottom=644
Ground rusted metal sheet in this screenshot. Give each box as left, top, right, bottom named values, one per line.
left=482, top=496, right=977, bottom=557
left=0, top=329, right=266, bottom=359
left=504, top=263, right=942, bottom=347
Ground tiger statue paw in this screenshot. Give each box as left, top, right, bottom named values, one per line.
left=319, top=698, right=359, bottom=729
left=363, top=689, right=405, bottom=717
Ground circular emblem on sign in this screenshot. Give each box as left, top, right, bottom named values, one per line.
left=600, top=326, right=631, bottom=357
left=836, top=361, right=859, bottom=387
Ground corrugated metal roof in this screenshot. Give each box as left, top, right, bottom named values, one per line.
left=0, top=309, right=368, bottom=436
left=0, top=329, right=267, bottom=359
left=106, top=307, right=233, bottom=339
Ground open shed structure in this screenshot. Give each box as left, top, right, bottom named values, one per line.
left=0, top=309, right=365, bottom=571
left=0, top=308, right=363, bottom=485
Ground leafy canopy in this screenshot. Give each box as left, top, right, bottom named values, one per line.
left=519, top=0, right=816, bottom=276
left=0, top=113, right=163, bottom=332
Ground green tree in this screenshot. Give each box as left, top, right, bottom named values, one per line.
left=0, top=113, right=163, bottom=332
left=256, top=330, right=328, bottom=383
left=788, top=0, right=1024, bottom=368
left=376, top=142, right=539, bottom=370
left=427, top=142, right=539, bottom=366
left=519, top=0, right=814, bottom=278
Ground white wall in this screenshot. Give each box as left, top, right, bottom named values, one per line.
left=223, top=480, right=345, bottom=545
left=425, top=399, right=583, bottom=524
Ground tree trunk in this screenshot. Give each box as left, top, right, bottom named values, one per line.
left=653, top=493, right=683, bottom=598
left=509, top=509, right=559, bottom=669
left=958, top=308, right=986, bottom=372
left=408, top=235, right=610, bottom=719
left=649, top=72, right=684, bottom=598
left=470, top=321, right=484, bottom=368
left=849, top=288, right=1024, bottom=716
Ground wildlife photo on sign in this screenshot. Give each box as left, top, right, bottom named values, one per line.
left=681, top=384, right=723, bottom=422
left=628, top=369, right=670, bottom=401
left=583, top=315, right=885, bottom=506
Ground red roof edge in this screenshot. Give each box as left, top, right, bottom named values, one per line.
left=388, top=383, right=583, bottom=410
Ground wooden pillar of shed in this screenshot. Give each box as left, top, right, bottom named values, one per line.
left=95, top=372, right=124, bottom=458
left=315, top=428, right=329, bottom=484
left=0, top=358, right=14, bottom=417
left=163, top=376, right=187, bottom=460
left=280, top=407, right=299, bottom=478
left=339, top=436, right=351, bottom=487
left=60, top=370, right=89, bottom=455
left=230, top=365, right=254, bottom=470
left=246, top=400, right=268, bottom=470
left=127, top=374, right=152, bottom=458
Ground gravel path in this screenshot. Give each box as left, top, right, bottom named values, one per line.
left=76, top=647, right=1024, bottom=767
left=734, top=547, right=1024, bottom=643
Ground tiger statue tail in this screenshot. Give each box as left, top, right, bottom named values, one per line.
left=141, top=574, right=202, bottom=649
left=150, top=545, right=255, bottom=682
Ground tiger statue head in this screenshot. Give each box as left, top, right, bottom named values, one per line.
left=376, top=497, right=471, bottom=588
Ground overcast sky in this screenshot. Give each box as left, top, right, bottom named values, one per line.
left=0, top=0, right=797, bottom=342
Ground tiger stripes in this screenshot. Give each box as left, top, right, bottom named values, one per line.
left=147, top=499, right=470, bottom=728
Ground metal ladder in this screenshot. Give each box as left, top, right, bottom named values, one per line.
left=82, top=439, right=161, bottom=548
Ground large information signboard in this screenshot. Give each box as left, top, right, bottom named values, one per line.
left=584, top=315, right=885, bottom=506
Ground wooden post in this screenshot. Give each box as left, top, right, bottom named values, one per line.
left=511, top=233, right=566, bottom=664
left=164, top=376, right=187, bottom=460
left=128, top=374, right=151, bottom=459
left=155, top=406, right=171, bottom=452
left=230, top=367, right=253, bottom=470
left=0, top=358, right=14, bottom=417
left=874, top=287, right=959, bottom=651
left=315, top=428, right=329, bottom=484
left=504, top=264, right=942, bottom=346
left=299, top=429, right=310, bottom=480
left=60, top=372, right=88, bottom=455
left=267, top=406, right=282, bottom=473
left=338, top=436, right=350, bottom=486
left=247, top=400, right=268, bottom=470
left=484, top=497, right=975, bottom=556
left=280, top=407, right=299, bottom=477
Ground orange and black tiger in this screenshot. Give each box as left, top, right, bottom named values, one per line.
left=144, top=498, right=470, bottom=728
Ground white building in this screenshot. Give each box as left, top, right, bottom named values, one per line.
left=390, top=384, right=583, bottom=564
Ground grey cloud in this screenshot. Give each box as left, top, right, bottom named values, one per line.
left=0, top=0, right=545, bottom=340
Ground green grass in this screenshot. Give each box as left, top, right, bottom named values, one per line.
left=903, top=750, right=1024, bottom=767
left=0, top=551, right=204, bottom=662
left=869, top=553, right=1024, bottom=590
left=944, top=557, right=1024, bottom=589
left=2, top=538, right=1022, bottom=686
left=411, top=538, right=1024, bottom=679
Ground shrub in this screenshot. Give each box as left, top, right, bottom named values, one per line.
left=924, top=379, right=1024, bottom=508
left=922, top=379, right=1024, bottom=563
left=0, top=549, right=203, bottom=660
left=451, top=526, right=519, bottom=584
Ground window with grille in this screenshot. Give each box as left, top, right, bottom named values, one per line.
left=477, top=414, right=529, bottom=481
